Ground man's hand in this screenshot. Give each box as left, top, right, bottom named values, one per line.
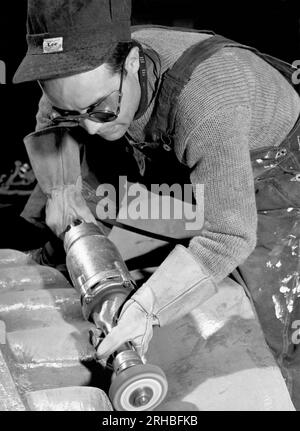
left=24, top=126, right=97, bottom=237
left=46, top=181, right=98, bottom=237
left=96, top=297, right=159, bottom=361
left=96, top=245, right=218, bottom=361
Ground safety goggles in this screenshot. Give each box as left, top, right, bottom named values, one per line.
left=51, top=64, right=125, bottom=126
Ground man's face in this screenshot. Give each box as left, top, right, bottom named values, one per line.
left=42, top=47, right=141, bottom=141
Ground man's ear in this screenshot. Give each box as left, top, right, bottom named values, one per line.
left=125, top=46, right=140, bottom=74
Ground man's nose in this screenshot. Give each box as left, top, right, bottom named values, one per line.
left=81, top=118, right=102, bottom=135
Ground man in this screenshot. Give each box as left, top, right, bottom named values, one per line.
left=13, top=0, right=300, bottom=408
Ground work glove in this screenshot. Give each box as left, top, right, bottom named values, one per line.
left=24, top=126, right=97, bottom=238
left=96, top=245, right=218, bottom=360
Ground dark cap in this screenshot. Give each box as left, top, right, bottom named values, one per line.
left=13, top=0, right=132, bottom=84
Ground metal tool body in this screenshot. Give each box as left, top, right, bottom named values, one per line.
left=63, top=220, right=168, bottom=410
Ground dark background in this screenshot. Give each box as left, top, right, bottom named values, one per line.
left=0, top=0, right=299, bottom=173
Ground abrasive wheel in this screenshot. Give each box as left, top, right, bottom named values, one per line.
left=109, top=364, right=168, bottom=411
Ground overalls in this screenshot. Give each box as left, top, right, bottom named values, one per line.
left=22, top=29, right=300, bottom=408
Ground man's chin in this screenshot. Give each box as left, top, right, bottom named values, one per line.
left=97, top=126, right=127, bottom=141
left=102, top=133, right=125, bottom=141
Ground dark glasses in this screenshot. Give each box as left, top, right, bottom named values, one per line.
left=51, top=64, right=125, bottom=126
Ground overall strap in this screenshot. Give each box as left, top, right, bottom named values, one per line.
left=166, top=35, right=239, bottom=84
left=145, top=34, right=299, bottom=145
left=131, top=24, right=215, bottom=36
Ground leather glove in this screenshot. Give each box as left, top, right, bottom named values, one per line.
left=24, top=126, right=97, bottom=237
left=45, top=177, right=97, bottom=237
left=96, top=245, right=218, bottom=360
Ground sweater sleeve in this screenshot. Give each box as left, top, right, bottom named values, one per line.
left=185, top=105, right=257, bottom=283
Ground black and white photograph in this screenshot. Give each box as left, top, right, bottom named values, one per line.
left=0, top=0, right=299, bottom=418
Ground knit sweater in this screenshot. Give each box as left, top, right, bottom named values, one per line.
left=129, top=27, right=300, bottom=283
left=33, top=27, right=300, bottom=285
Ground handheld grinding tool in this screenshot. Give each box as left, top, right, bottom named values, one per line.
left=63, top=220, right=168, bottom=411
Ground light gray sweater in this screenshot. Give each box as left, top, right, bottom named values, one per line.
left=129, top=27, right=300, bottom=283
